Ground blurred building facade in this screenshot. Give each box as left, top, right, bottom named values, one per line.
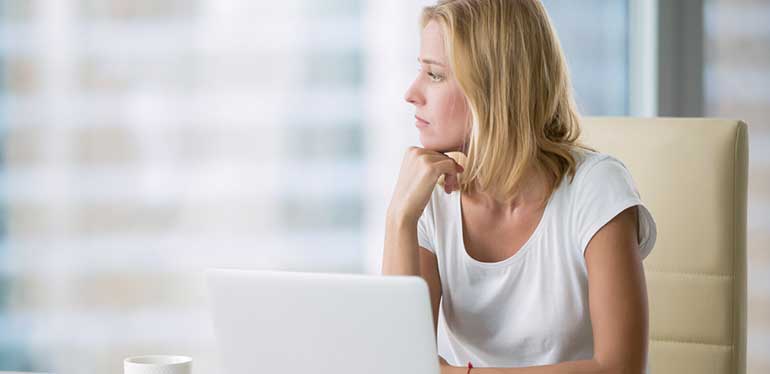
left=1, top=0, right=366, bottom=372
left=704, top=0, right=770, bottom=371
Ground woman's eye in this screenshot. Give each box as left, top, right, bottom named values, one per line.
left=416, top=65, right=443, bottom=82
left=427, top=72, right=443, bottom=82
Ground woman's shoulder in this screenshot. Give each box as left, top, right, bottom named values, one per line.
left=421, top=182, right=456, bottom=216
left=570, top=147, right=628, bottom=181
left=416, top=183, right=457, bottom=240
left=562, top=148, right=638, bottom=201
left=427, top=181, right=458, bottom=209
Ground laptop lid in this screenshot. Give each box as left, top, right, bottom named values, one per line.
left=205, top=268, right=440, bottom=374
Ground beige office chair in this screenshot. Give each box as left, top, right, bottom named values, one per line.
left=579, top=117, right=748, bottom=374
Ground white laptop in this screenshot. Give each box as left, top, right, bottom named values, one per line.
left=205, top=268, right=440, bottom=374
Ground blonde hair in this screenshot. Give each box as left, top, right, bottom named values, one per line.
left=421, top=0, right=595, bottom=203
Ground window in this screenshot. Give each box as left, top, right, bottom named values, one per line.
left=1, top=1, right=364, bottom=373
left=704, top=1, right=770, bottom=372
left=542, top=0, right=630, bottom=115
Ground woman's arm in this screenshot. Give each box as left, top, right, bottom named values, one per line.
left=382, top=213, right=421, bottom=276
left=382, top=214, right=443, bottom=336
left=384, top=208, right=445, bottom=364
left=382, top=146, right=463, bottom=276
left=441, top=207, right=648, bottom=374
left=420, top=246, right=443, bottom=335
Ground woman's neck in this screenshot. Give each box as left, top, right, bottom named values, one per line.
left=465, top=165, right=552, bottom=217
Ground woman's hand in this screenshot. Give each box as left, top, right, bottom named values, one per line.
left=387, top=147, right=464, bottom=224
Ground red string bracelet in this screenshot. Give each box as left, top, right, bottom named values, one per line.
left=466, top=361, right=473, bottom=374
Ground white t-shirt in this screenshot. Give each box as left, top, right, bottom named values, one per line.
left=417, top=148, right=657, bottom=368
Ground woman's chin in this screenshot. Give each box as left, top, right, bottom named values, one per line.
left=420, top=142, right=463, bottom=153
left=418, top=134, right=467, bottom=153
left=418, top=141, right=444, bottom=152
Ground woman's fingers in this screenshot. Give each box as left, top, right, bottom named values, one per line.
left=438, top=160, right=463, bottom=193
left=444, top=173, right=457, bottom=193
left=420, top=151, right=463, bottom=194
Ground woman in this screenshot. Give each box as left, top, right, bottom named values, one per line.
left=382, top=1, right=657, bottom=373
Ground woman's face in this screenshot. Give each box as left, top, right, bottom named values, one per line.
left=404, top=20, right=471, bottom=153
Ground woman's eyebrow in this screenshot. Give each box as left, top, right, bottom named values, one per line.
left=417, top=57, right=446, bottom=67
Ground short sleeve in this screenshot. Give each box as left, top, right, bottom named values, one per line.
left=572, top=156, right=657, bottom=260
left=417, top=189, right=437, bottom=254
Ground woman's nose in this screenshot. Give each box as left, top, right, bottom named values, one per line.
left=404, top=80, right=424, bottom=105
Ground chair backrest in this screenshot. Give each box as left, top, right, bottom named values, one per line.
left=579, top=117, right=748, bottom=374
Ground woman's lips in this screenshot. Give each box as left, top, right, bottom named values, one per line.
left=415, top=115, right=430, bottom=128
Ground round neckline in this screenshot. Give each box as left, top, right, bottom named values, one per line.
left=456, top=187, right=556, bottom=269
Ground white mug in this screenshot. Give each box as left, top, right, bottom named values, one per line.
left=124, top=355, right=192, bottom=374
